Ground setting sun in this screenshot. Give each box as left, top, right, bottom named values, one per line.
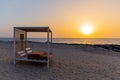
left=80, top=24, right=94, bottom=35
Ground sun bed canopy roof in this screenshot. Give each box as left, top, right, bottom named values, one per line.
left=14, top=27, right=52, bottom=32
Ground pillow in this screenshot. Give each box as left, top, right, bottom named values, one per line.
left=20, top=53, right=26, bottom=57
left=27, top=50, right=32, bottom=53
left=17, top=51, right=25, bottom=54
left=26, top=48, right=31, bottom=51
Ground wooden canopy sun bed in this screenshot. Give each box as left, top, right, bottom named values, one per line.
left=13, top=27, right=52, bottom=68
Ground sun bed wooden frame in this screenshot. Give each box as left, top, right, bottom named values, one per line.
left=13, top=26, right=52, bottom=68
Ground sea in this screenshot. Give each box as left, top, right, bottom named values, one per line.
left=0, top=38, right=120, bottom=45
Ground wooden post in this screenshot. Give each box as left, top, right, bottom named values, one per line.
left=13, top=27, right=16, bottom=65
left=47, top=27, right=50, bottom=69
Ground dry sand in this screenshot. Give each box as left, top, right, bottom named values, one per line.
left=0, top=42, right=120, bottom=80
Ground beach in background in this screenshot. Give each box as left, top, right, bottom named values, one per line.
left=0, top=41, right=120, bottom=80
left=1, top=38, right=120, bottom=80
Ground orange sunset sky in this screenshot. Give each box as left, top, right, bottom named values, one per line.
left=0, top=0, right=120, bottom=38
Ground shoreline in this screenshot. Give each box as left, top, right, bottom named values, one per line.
left=1, top=40, right=120, bottom=52
left=1, top=38, right=120, bottom=45
left=0, top=40, right=120, bottom=79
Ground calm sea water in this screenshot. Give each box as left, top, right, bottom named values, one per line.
left=0, top=38, right=120, bottom=45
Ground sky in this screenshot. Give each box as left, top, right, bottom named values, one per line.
left=0, top=0, right=120, bottom=38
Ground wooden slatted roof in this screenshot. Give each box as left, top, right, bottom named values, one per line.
left=14, top=27, right=51, bottom=32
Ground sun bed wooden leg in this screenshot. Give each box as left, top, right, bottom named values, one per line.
left=14, top=59, right=16, bottom=65
left=47, top=60, right=49, bottom=69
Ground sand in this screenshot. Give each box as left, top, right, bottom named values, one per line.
left=0, top=42, right=120, bottom=80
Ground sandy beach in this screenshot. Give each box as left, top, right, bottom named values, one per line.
left=0, top=42, right=120, bottom=80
